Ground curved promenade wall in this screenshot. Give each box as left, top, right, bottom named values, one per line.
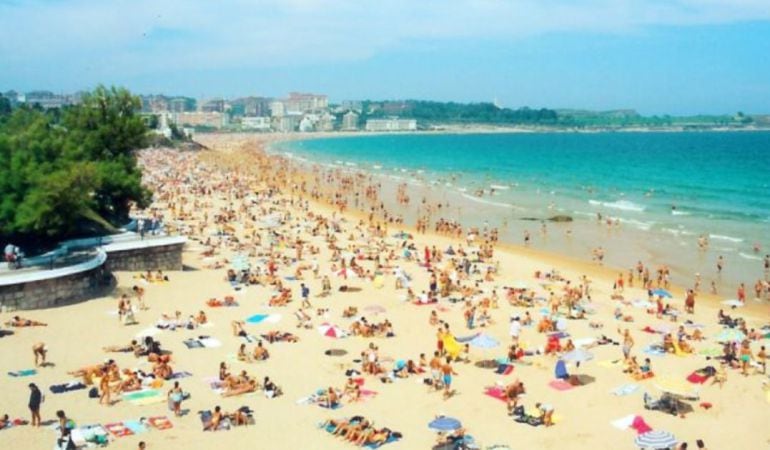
left=0, top=236, right=186, bottom=312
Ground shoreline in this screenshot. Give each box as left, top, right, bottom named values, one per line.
left=197, top=132, right=769, bottom=320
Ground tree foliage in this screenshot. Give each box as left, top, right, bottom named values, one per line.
left=0, top=86, right=151, bottom=248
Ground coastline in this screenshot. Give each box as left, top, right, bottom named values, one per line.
left=197, top=132, right=768, bottom=320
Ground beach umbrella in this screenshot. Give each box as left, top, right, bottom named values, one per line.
left=428, top=416, right=462, bottom=432
left=468, top=333, right=500, bottom=349
left=654, top=377, right=699, bottom=398
left=317, top=323, right=345, bottom=339
left=721, top=299, right=743, bottom=308
left=634, top=430, right=677, bottom=449
left=561, top=348, right=594, bottom=363
left=511, top=280, right=529, bottom=290
left=652, top=289, right=673, bottom=298
left=714, top=328, right=746, bottom=342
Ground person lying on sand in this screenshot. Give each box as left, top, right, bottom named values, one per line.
left=262, top=331, right=299, bottom=343
left=103, top=340, right=142, bottom=355
left=222, top=378, right=258, bottom=397
left=6, top=316, right=47, bottom=327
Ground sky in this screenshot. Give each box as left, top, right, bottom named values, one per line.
left=1, top=0, right=770, bottom=115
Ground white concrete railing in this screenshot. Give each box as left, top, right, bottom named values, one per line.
left=0, top=249, right=107, bottom=287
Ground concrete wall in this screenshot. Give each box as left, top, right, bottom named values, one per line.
left=0, top=251, right=108, bottom=312
left=103, top=237, right=186, bottom=272
left=0, top=236, right=187, bottom=311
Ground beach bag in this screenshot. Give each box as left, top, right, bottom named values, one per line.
left=88, top=387, right=99, bottom=398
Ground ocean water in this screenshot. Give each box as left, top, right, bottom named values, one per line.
left=273, top=132, right=770, bottom=292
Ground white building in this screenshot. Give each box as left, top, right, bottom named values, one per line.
left=241, top=116, right=272, bottom=131
left=342, top=111, right=359, bottom=130
left=365, top=118, right=417, bottom=132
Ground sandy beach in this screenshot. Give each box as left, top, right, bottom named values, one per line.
left=1, top=133, right=769, bottom=450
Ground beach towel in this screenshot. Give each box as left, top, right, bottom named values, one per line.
left=610, top=414, right=636, bottom=430
left=169, top=371, right=193, bottom=380
left=246, top=314, right=269, bottom=324
left=548, top=380, right=574, bottom=391
left=105, top=422, right=133, bottom=438
left=183, top=339, right=204, bottom=349
left=549, top=331, right=569, bottom=339
left=123, top=420, right=148, bottom=434
left=241, top=334, right=259, bottom=343
left=318, top=402, right=342, bottom=409
left=122, top=389, right=164, bottom=406
left=484, top=386, right=507, bottom=402
left=630, top=416, right=652, bottom=434
left=686, top=372, right=709, bottom=384
left=8, top=369, right=37, bottom=377
left=148, top=416, right=173, bottom=430
left=643, top=345, right=665, bottom=356
left=365, top=435, right=400, bottom=448
left=611, top=384, right=639, bottom=396
left=50, top=381, right=86, bottom=394
left=70, top=425, right=108, bottom=446
left=199, top=337, right=222, bottom=348
left=495, top=364, right=514, bottom=375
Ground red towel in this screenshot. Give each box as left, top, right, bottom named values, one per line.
left=484, top=386, right=507, bottom=402
left=630, top=416, right=652, bottom=434
left=548, top=380, right=574, bottom=391
left=641, top=326, right=655, bottom=334
left=686, top=372, right=708, bottom=384
left=502, top=365, right=514, bottom=375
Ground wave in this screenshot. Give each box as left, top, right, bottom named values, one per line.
left=617, top=218, right=654, bottom=231
left=588, top=199, right=645, bottom=212
left=739, top=252, right=762, bottom=261
left=372, top=165, right=382, bottom=170
left=709, top=234, right=744, bottom=243
left=490, top=184, right=510, bottom=190
left=460, top=193, right=521, bottom=210
left=671, top=210, right=691, bottom=216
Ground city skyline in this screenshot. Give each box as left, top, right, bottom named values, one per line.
left=2, top=0, right=770, bottom=115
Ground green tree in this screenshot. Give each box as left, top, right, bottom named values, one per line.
left=0, top=86, right=151, bottom=248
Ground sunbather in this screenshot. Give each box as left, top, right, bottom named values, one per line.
left=6, top=316, right=47, bottom=327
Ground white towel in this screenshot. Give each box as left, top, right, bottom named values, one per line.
left=610, top=414, right=636, bottom=430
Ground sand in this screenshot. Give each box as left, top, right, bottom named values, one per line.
left=1, top=133, right=769, bottom=450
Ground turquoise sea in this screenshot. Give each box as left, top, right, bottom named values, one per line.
left=273, top=132, right=770, bottom=292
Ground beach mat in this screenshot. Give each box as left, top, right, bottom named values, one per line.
left=50, top=381, right=86, bottom=394
left=148, top=416, right=173, bottom=430
left=8, top=369, right=37, bottom=377
left=169, top=371, right=193, bottom=380
left=548, top=380, right=574, bottom=391
left=123, top=389, right=164, bottom=406
left=484, top=386, right=507, bottom=402
left=104, top=422, right=133, bottom=438
left=611, top=384, right=639, bottom=396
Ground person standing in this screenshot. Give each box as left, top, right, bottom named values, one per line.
left=300, top=283, right=311, bottom=309
left=168, top=381, right=184, bottom=416
left=509, top=316, right=521, bottom=345
left=32, top=342, right=47, bottom=367
left=28, top=383, right=42, bottom=427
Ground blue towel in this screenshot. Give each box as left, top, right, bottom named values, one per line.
left=8, top=369, right=37, bottom=377
left=246, top=314, right=268, bottom=324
